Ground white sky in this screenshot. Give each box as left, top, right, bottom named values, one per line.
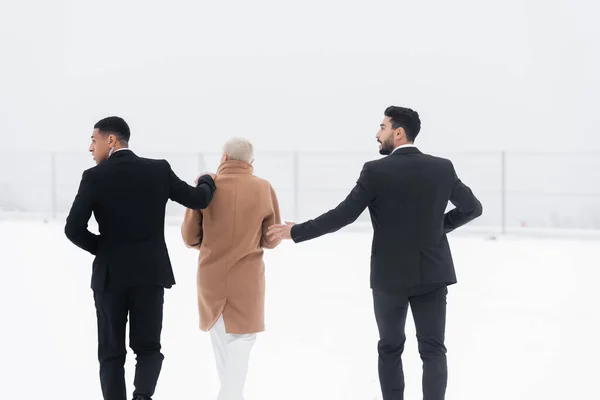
left=1, top=0, right=598, bottom=153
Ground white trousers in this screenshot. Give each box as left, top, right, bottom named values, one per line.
left=209, top=315, right=257, bottom=400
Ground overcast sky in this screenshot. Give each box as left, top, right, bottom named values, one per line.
left=1, top=0, right=598, bottom=154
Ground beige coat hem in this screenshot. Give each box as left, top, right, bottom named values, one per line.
left=200, top=301, right=266, bottom=335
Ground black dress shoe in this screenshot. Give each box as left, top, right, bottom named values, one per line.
left=132, top=396, right=151, bottom=400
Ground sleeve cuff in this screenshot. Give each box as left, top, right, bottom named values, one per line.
left=197, top=175, right=216, bottom=191
left=290, top=224, right=302, bottom=243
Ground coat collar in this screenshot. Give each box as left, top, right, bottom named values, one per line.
left=217, top=160, right=253, bottom=175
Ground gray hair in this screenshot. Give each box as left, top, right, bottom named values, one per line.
left=223, top=137, right=254, bottom=163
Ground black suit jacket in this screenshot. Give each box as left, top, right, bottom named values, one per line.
left=64, top=149, right=216, bottom=292
left=291, top=147, right=483, bottom=290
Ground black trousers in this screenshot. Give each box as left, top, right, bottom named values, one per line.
left=373, top=283, right=448, bottom=400
left=93, top=285, right=165, bottom=400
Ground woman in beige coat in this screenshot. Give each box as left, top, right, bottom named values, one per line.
left=181, top=137, right=281, bottom=400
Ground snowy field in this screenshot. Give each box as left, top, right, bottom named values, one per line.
left=0, top=220, right=598, bottom=400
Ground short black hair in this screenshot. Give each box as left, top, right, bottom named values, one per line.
left=384, top=106, right=421, bottom=142
left=94, top=116, right=131, bottom=143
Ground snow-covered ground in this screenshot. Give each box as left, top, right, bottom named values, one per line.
left=0, top=220, right=597, bottom=399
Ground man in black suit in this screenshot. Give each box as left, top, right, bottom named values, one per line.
left=65, top=116, right=216, bottom=400
left=267, top=106, right=482, bottom=400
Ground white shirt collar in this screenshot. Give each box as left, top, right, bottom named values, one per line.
left=109, top=147, right=130, bottom=157
left=390, top=143, right=417, bottom=154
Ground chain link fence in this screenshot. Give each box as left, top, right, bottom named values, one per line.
left=1, top=150, right=599, bottom=236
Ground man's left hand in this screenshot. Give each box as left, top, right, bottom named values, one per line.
left=267, top=221, right=295, bottom=240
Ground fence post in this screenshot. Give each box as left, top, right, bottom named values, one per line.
left=293, top=151, right=299, bottom=221
left=51, top=152, right=57, bottom=220
left=197, top=152, right=206, bottom=174
left=501, top=150, right=506, bottom=235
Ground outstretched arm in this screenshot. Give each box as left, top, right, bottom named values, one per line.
left=268, top=163, right=375, bottom=243
left=167, top=161, right=216, bottom=209
left=444, top=163, right=483, bottom=233
left=65, top=170, right=99, bottom=255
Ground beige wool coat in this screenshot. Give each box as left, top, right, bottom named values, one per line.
left=181, top=160, right=281, bottom=334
